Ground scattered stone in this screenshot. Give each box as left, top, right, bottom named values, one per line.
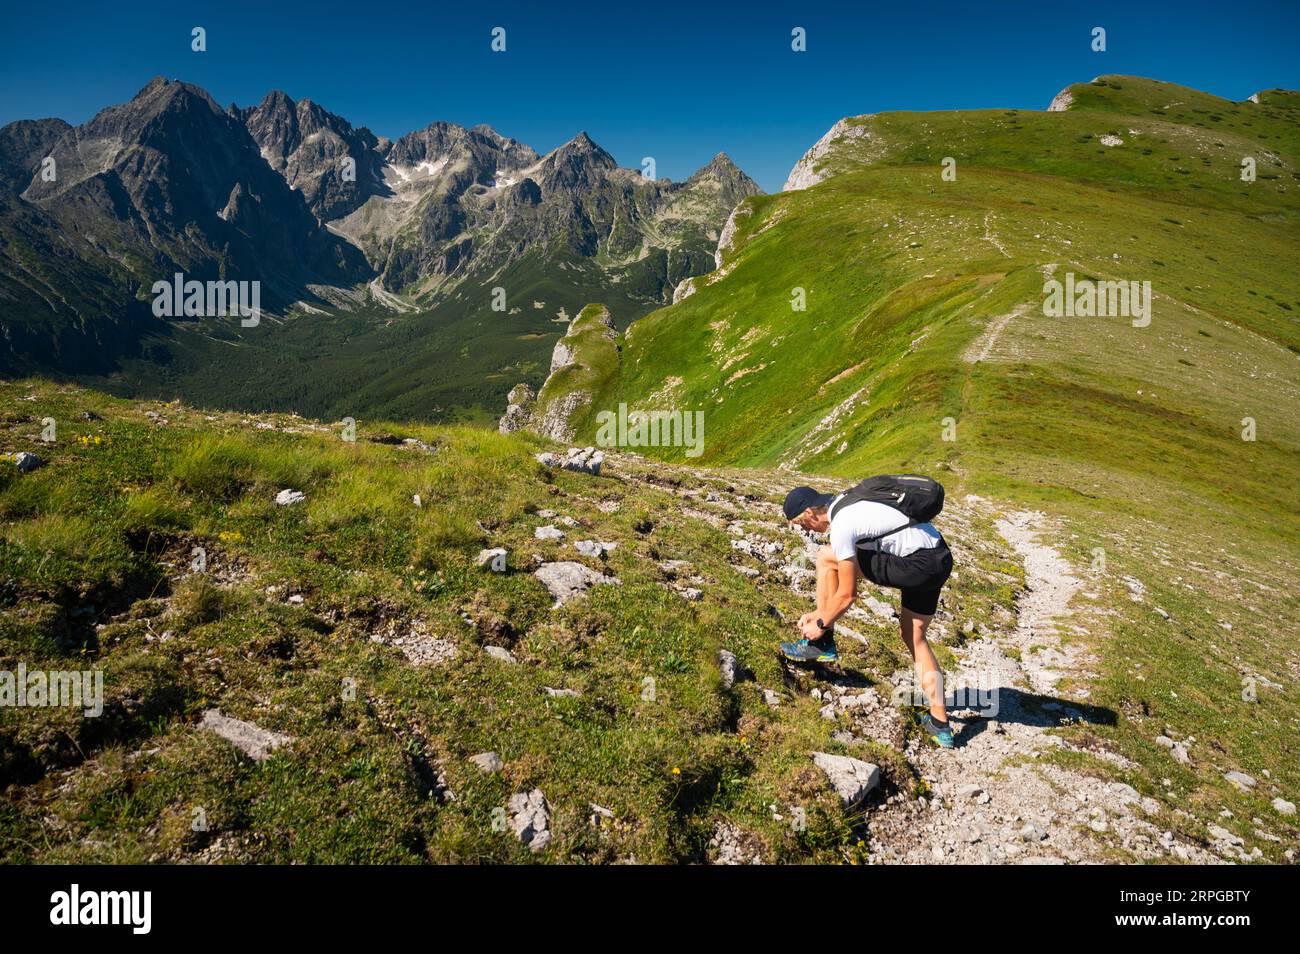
left=275, top=488, right=306, bottom=506
left=812, top=752, right=880, bottom=808
left=544, top=686, right=580, bottom=698
left=470, top=751, right=504, bottom=774
left=199, top=709, right=293, bottom=761
left=732, top=564, right=760, bottom=578
left=535, top=446, right=604, bottom=476
left=1019, top=823, right=1047, bottom=842
left=534, top=525, right=565, bottom=541
left=1171, top=743, right=1192, bottom=764
left=956, top=783, right=986, bottom=801
left=412, top=494, right=423, bottom=508
left=389, top=628, right=458, bottom=666
left=762, top=689, right=782, bottom=708
left=476, top=547, right=508, bottom=572
left=1272, top=798, right=1296, bottom=816
left=863, top=596, right=896, bottom=620
left=484, top=645, right=518, bottom=664
left=718, top=649, right=738, bottom=689
left=574, top=539, right=616, bottom=559
left=676, top=586, right=703, bottom=601
left=80, top=410, right=101, bottom=421
left=709, top=820, right=764, bottom=865
left=1207, top=824, right=1244, bottom=847
left=13, top=452, right=42, bottom=473
left=534, top=561, right=619, bottom=607
left=1224, top=771, right=1257, bottom=792
left=509, top=789, right=552, bottom=852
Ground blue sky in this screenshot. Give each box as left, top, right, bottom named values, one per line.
left=1, top=0, right=1297, bottom=192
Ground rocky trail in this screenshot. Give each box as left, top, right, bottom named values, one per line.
left=607, top=453, right=1236, bottom=864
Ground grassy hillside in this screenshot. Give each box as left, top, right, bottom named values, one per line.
left=540, top=76, right=1300, bottom=851
left=4, top=378, right=1107, bottom=863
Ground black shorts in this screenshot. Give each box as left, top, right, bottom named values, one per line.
left=857, top=538, right=953, bottom=616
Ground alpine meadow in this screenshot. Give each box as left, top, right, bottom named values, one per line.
left=0, top=5, right=1297, bottom=899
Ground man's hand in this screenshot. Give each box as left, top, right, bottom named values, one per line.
left=798, top=611, right=816, bottom=629
left=799, top=616, right=824, bottom=639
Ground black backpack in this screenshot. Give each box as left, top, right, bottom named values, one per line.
left=828, top=474, right=945, bottom=551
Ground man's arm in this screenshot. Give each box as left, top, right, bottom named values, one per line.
left=803, top=557, right=857, bottom=637
left=819, top=557, right=858, bottom=625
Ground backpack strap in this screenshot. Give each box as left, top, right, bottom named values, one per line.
left=828, top=491, right=920, bottom=553
left=855, top=520, right=921, bottom=554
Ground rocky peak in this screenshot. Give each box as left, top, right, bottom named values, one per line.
left=0, top=117, right=72, bottom=193
left=685, top=151, right=762, bottom=206
left=236, top=89, right=384, bottom=220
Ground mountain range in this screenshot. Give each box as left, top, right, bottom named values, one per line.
left=0, top=77, right=760, bottom=420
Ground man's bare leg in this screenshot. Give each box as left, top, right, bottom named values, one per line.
left=899, top=608, right=947, bottom=721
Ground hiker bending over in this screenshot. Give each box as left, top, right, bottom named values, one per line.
left=781, top=475, right=956, bottom=749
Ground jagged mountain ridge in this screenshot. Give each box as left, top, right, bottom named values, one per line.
left=0, top=78, right=760, bottom=409
left=229, top=86, right=761, bottom=303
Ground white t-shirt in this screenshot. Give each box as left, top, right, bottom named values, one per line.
left=829, top=496, right=942, bottom=559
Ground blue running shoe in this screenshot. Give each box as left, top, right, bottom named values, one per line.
left=919, top=713, right=955, bottom=749
left=779, top=637, right=838, bottom=663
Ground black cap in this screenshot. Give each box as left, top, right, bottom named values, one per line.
left=783, top=486, right=833, bottom=520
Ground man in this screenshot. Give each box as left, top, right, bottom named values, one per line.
left=780, top=483, right=956, bottom=748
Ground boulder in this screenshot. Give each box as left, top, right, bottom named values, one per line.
left=534, top=561, right=619, bottom=607
left=536, top=445, right=605, bottom=476
left=470, top=751, right=504, bottom=774
left=574, top=539, right=616, bottom=559
left=718, top=649, right=738, bottom=689
left=509, top=789, right=552, bottom=852
left=476, top=547, right=508, bottom=572
left=811, top=752, right=880, bottom=808
left=275, top=488, right=306, bottom=506
left=1224, top=771, right=1257, bottom=792
left=199, top=709, right=293, bottom=761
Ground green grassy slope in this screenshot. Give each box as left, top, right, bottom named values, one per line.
left=6, top=380, right=1004, bottom=863
left=554, top=76, right=1300, bottom=841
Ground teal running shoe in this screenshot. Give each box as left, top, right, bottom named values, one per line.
left=919, top=713, right=956, bottom=749
left=779, top=637, right=839, bottom=663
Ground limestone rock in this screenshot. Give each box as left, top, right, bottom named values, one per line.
left=498, top=383, right=536, bottom=434
left=534, top=561, right=619, bottom=607
left=199, top=709, right=293, bottom=761
left=811, top=752, right=880, bottom=808
left=470, top=751, right=504, bottom=774
left=509, top=788, right=552, bottom=852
